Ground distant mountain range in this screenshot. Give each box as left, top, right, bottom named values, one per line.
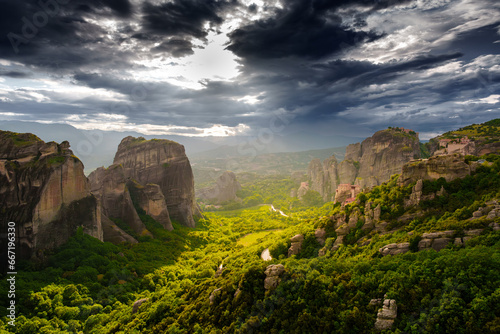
left=0, top=121, right=353, bottom=177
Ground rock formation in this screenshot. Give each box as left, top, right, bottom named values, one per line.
left=307, top=156, right=339, bottom=201
left=299, top=127, right=420, bottom=203
left=129, top=181, right=173, bottom=231
left=113, top=136, right=198, bottom=227
left=374, top=297, right=398, bottom=330
left=398, top=154, right=471, bottom=187
left=288, top=234, right=304, bottom=257
left=379, top=243, right=410, bottom=256
left=264, top=264, right=285, bottom=290
left=315, top=228, right=326, bottom=246
left=132, top=298, right=149, bottom=314
left=296, top=182, right=309, bottom=200
left=88, top=164, right=150, bottom=239
left=196, top=171, right=241, bottom=204
left=0, top=131, right=102, bottom=260
left=88, top=136, right=199, bottom=242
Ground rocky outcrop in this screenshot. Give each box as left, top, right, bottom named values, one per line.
left=88, top=165, right=150, bottom=240
left=113, top=136, right=198, bottom=227
left=296, top=182, right=309, bottom=200
left=129, top=181, right=173, bottom=231
left=132, top=298, right=149, bottom=314
left=379, top=242, right=410, bottom=256
left=209, top=288, right=222, bottom=305
left=374, top=298, right=397, bottom=331
left=307, top=156, right=339, bottom=201
left=0, top=131, right=102, bottom=260
left=101, top=214, right=138, bottom=244
left=353, top=128, right=420, bottom=188
left=264, top=264, right=285, bottom=290
left=404, top=179, right=439, bottom=208
left=398, top=154, right=471, bottom=186
left=288, top=234, right=304, bottom=257
left=196, top=171, right=241, bottom=204
left=315, top=228, right=326, bottom=246
left=301, top=127, right=420, bottom=204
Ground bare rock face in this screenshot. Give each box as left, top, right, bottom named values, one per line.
left=88, top=165, right=150, bottom=239
left=100, top=214, right=138, bottom=244
left=113, top=136, right=198, bottom=227
left=315, top=228, right=326, bottom=246
left=288, top=234, right=304, bottom=257
left=307, top=156, right=339, bottom=201
left=398, top=154, right=471, bottom=187
left=303, top=127, right=419, bottom=203
left=129, top=181, right=173, bottom=231
left=354, top=128, right=420, bottom=188
left=296, top=181, right=309, bottom=200
left=264, top=264, right=285, bottom=290
left=0, top=131, right=102, bottom=260
left=379, top=243, right=410, bottom=256
left=375, top=298, right=397, bottom=331
left=132, top=298, right=149, bottom=314
left=196, top=171, right=241, bottom=204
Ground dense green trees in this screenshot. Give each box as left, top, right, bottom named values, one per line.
left=1, top=155, right=500, bottom=333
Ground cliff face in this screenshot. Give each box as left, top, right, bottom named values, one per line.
left=398, top=154, right=472, bottom=186
left=88, top=165, right=150, bottom=240
left=302, top=128, right=420, bottom=202
left=308, top=156, right=339, bottom=201
left=196, top=171, right=241, bottom=204
left=0, top=131, right=102, bottom=260
left=352, top=129, right=421, bottom=188
left=112, top=136, right=197, bottom=227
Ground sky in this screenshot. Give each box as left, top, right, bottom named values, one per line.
left=0, top=0, right=499, bottom=149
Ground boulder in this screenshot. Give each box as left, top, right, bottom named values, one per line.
left=315, top=228, right=326, bottom=246
left=264, top=264, right=285, bottom=290
left=288, top=234, right=304, bottom=257
left=375, top=298, right=397, bottom=331
left=132, top=298, right=149, bottom=314
left=209, top=288, right=222, bottom=305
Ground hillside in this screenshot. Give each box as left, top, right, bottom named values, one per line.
left=1, top=123, right=500, bottom=333
left=426, top=118, right=500, bottom=156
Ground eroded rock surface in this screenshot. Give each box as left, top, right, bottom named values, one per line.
left=0, top=131, right=102, bottom=259
left=113, top=136, right=198, bottom=227
left=264, top=264, right=285, bottom=290
left=197, top=171, right=241, bottom=204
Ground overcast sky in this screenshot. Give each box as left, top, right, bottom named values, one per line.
left=0, top=0, right=499, bottom=148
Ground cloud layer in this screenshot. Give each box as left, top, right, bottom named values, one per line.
left=0, top=0, right=499, bottom=147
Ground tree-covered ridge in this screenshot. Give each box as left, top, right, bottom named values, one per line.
left=439, top=118, right=500, bottom=142
left=1, top=154, right=500, bottom=333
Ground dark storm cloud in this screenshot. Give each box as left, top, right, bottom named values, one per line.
left=226, top=0, right=412, bottom=60
left=0, top=71, right=32, bottom=78
left=0, top=0, right=136, bottom=71
left=141, top=0, right=237, bottom=39
left=151, top=39, right=195, bottom=58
